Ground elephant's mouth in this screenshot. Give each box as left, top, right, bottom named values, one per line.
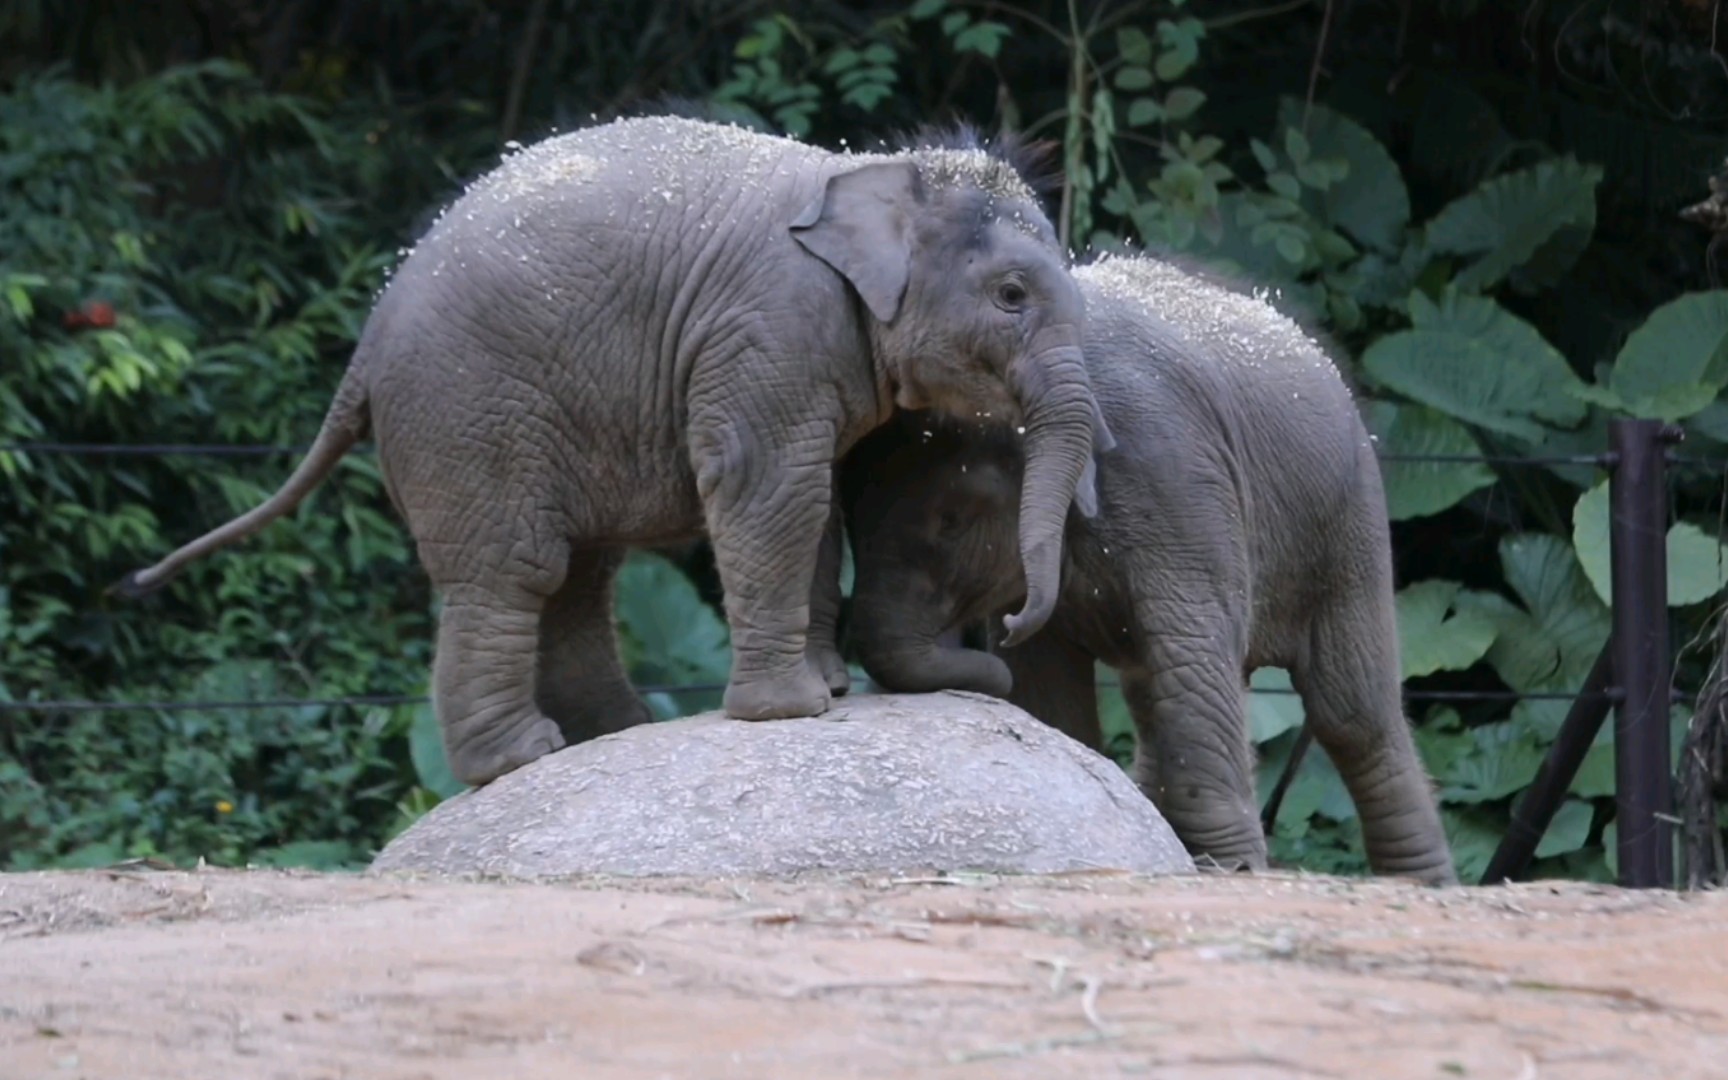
left=891, top=375, right=930, bottom=411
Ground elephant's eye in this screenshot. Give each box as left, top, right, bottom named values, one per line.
left=994, top=280, right=1028, bottom=312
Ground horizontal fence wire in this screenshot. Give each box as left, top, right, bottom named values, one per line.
left=0, top=444, right=1610, bottom=466
left=0, top=437, right=1716, bottom=718
left=3, top=685, right=1676, bottom=715
left=8, top=442, right=1728, bottom=471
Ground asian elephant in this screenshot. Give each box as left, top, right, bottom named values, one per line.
left=115, top=116, right=1107, bottom=786
left=839, top=254, right=1456, bottom=885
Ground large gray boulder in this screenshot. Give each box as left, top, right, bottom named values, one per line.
left=370, top=691, right=1194, bottom=879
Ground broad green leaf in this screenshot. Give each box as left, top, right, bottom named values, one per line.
left=1360, top=292, right=1587, bottom=439
left=1276, top=98, right=1408, bottom=252
left=1571, top=479, right=1612, bottom=604
left=1572, top=381, right=1719, bottom=421
left=1583, top=291, right=1728, bottom=421
left=1570, top=741, right=1617, bottom=799
left=1667, top=522, right=1728, bottom=605
left=1534, top=799, right=1594, bottom=859
left=1457, top=533, right=1610, bottom=692
left=1264, top=732, right=1356, bottom=829
left=1248, top=666, right=1304, bottom=742
left=1686, top=397, right=1728, bottom=443
left=1570, top=706, right=1695, bottom=801
left=1424, top=157, right=1602, bottom=293
left=1433, top=719, right=1548, bottom=803
left=1445, top=806, right=1508, bottom=883
left=1363, top=401, right=1496, bottom=519
left=615, top=550, right=731, bottom=686
left=407, top=702, right=466, bottom=799
left=1414, top=708, right=1473, bottom=785
left=1571, top=479, right=1728, bottom=606
left=1394, top=579, right=1500, bottom=677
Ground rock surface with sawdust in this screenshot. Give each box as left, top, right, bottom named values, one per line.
left=370, top=691, right=1194, bottom=879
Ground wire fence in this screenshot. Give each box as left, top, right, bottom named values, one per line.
left=0, top=436, right=1720, bottom=720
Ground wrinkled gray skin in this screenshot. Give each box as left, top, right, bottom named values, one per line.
left=116, top=116, right=1105, bottom=786
left=839, top=255, right=1456, bottom=885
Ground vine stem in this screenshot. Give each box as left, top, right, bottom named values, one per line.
left=1058, top=0, right=1088, bottom=251
left=1302, top=0, right=1336, bottom=133
left=500, top=0, right=549, bottom=144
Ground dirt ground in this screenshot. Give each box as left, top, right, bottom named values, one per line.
left=1, top=867, right=1725, bottom=1080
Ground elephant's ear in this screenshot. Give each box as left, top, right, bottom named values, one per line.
left=1073, top=400, right=1116, bottom=519
left=790, top=161, right=919, bottom=324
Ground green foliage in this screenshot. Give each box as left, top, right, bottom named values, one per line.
left=4, top=0, right=1725, bottom=881
left=1395, top=581, right=1499, bottom=679
left=1423, top=158, right=1601, bottom=294
left=1362, top=402, right=1496, bottom=521
left=1362, top=291, right=1588, bottom=442
left=1572, top=292, right=1728, bottom=420
left=0, top=62, right=465, bottom=869
left=1572, top=480, right=1728, bottom=608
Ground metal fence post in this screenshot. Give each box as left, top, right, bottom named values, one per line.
left=1607, top=418, right=1682, bottom=889
left=1480, top=644, right=1617, bottom=885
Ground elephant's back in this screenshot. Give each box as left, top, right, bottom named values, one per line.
left=434, top=116, right=828, bottom=239
left=1075, top=255, right=1362, bottom=476
left=1073, top=256, right=1375, bottom=622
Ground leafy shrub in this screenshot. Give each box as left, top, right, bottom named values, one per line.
left=4, top=1, right=1726, bottom=882
left=0, top=62, right=441, bottom=867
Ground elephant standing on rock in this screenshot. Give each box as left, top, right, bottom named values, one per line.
left=116, top=116, right=1108, bottom=786
left=839, top=254, right=1456, bottom=885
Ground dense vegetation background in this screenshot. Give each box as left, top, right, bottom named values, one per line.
left=3, top=0, right=1726, bottom=881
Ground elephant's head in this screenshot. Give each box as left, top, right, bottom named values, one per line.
left=791, top=131, right=1108, bottom=645
left=839, top=414, right=1042, bottom=698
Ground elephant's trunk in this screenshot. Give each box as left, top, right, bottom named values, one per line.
left=855, top=626, right=1014, bottom=699
left=848, top=575, right=1013, bottom=697
left=1001, top=341, right=1102, bottom=648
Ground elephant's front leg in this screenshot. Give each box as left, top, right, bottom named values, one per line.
left=1122, top=644, right=1266, bottom=871
left=693, top=414, right=836, bottom=720
left=805, top=492, right=853, bottom=697
left=536, top=546, right=655, bottom=744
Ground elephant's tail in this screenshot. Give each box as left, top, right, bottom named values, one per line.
left=109, top=364, right=371, bottom=599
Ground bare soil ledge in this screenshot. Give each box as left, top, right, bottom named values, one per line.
left=2, top=867, right=1725, bottom=1079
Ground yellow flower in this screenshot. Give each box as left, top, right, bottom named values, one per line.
left=215, top=800, right=234, bottom=814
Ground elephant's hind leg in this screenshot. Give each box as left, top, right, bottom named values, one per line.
left=432, top=577, right=568, bottom=787
left=536, top=547, right=654, bottom=744
left=1291, top=482, right=1455, bottom=884
left=1292, top=572, right=1456, bottom=884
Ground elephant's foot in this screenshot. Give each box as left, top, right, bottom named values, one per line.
left=724, top=665, right=832, bottom=720
left=808, top=645, right=852, bottom=697
left=445, top=711, right=566, bottom=787
left=1370, top=850, right=1459, bottom=886
left=1404, top=862, right=1460, bottom=887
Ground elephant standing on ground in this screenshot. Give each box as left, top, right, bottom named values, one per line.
left=118, top=117, right=1107, bottom=786
left=840, top=254, right=1456, bottom=884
